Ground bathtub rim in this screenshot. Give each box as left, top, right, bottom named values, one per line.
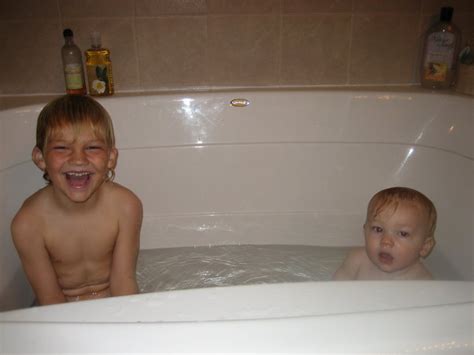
left=1, top=280, right=472, bottom=324
left=0, top=85, right=472, bottom=111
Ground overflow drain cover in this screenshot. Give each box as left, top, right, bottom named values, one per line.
left=230, top=98, right=250, bottom=107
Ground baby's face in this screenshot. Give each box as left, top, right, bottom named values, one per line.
left=364, top=201, right=432, bottom=275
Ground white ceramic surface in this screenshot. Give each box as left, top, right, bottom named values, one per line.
left=0, top=89, right=472, bottom=353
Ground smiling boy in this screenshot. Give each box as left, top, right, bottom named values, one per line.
left=333, top=187, right=436, bottom=280
left=11, top=95, right=142, bottom=305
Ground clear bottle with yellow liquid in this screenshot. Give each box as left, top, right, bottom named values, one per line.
left=420, top=7, right=461, bottom=89
left=85, top=32, right=114, bottom=96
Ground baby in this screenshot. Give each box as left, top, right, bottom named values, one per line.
left=333, top=187, right=436, bottom=280
left=11, top=95, right=143, bottom=305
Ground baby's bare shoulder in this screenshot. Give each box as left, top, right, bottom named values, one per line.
left=333, top=247, right=366, bottom=280
left=409, top=262, right=434, bottom=280
left=346, top=247, right=366, bottom=260
left=344, top=247, right=370, bottom=270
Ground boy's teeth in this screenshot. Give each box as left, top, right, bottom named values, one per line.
left=67, top=172, right=89, bottom=176
left=65, top=171, right=91, bottom=188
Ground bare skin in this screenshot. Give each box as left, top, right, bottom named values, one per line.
left=11, top=124, right=142, bottom=305
left=11, top=181, right=142, bottom=304
left=333, top=247, right=433, bottom=280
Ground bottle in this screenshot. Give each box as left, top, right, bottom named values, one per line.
left=61, top=29, right=86, bottom=95
left=420, top=7, right=461, bottom=89
left=85, top=32, right=114, bottom=96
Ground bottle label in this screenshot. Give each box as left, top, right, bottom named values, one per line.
left=64, top=64, right=84, bottom=89
left=86, top=64, right=113, bottom=95
left=423, top=32, right=456, bottom=82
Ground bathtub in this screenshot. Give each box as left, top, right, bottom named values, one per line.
left=0, top=88, right=472, bottom=353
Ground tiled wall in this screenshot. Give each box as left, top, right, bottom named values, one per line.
left=1, top=0, right=473, bottom=95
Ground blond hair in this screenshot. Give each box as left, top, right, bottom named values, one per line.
left=35, top=95, right=116, bottom=182
left=366, top=187, right=437, bottom=239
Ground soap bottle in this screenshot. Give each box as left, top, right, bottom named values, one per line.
left=85, top=32, right=114, bottom=96
left=61, top=29, right=86, bottom=95
left=420, top=7, right=461, bottom=89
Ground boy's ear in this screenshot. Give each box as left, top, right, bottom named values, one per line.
left=107, top=147, right=118, bottom=169
left=420, top=236, right=435, bottom=258
left=32, top=147, right=46, bottom=171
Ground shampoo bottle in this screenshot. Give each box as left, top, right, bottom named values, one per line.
left=61, top=29, right=86, bottom=95
left=85, top=32, right=114, bottom=96
left=420, top=7, right=461, bottom=89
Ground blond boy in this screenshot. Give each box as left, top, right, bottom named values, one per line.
left=11, top=95, right=143, bottom=305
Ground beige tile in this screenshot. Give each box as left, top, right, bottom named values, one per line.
left=59, top=0, right=134, bottom=18
left=136, top=17, right=208, bottom=89
left=282, top=0, right=352, bottom=13
left=455, top=14, right=474, bottom=45
left=0, top=20, right=64, bottom=94
left=281, top=14, right=351, bottom=85
left=0, top=0, right=58, bottom=19
left=350, top=14, right=421, bottom=84
left=207, top=14, right=280, bottom=86
left=62, top=18, right=139, bottom=92
left=135, top=0, right=207, bottom=16
left=208, top=0, right=280, bottom=14
left=354, top=0, right=421, bottom=13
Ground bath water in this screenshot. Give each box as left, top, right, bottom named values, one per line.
left=136, top=244, right=350, bottom=293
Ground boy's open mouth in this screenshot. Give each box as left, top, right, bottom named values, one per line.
left=65, top=171, right=92, bottom=188
left=378, top=252, right=394, bottom=265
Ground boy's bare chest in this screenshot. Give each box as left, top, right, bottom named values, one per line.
left=42, top=212, right=119, bottom=264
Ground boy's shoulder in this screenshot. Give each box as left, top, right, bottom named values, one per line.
left=13, top=186, right=51, bottom=218
left=105, top=182, right=142, bottom=211
left=11, top=187, right=51, bottom=240
left=106, top=182, right=140, bottom=200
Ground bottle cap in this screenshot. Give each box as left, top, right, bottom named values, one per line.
left=440, top=7, right=453, bottom=22
left=63, top=28, right=73, bottom=38
left=90, top=31, right=102, bottom=48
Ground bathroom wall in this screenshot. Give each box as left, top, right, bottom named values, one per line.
left=0, top=0, right=473, bottom=95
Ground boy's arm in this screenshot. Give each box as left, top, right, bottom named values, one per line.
left=109, top=190, right=143, bottom=296
left=11, top=212, right=66, bottom=305
left=332, top=247, right=363, bottom=280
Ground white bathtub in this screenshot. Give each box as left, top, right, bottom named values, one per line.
left=0, top=88, right=473, bottom=353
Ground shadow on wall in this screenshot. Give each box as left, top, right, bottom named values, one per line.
left=0, top=267, right=33, bottom=312
left=427, top=249, right=466, bottom=281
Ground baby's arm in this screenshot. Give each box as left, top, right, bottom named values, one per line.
left=109, top=187, right=143, bottom=296
left=332, top=247, right=364, bottom=280
left=11, top=210, right=66, bottom=305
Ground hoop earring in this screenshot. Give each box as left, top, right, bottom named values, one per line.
left=106, top=169, right=115, bottom=182
left=43, top=172, right=51, bottom=184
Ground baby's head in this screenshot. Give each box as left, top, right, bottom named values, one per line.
left=366, top=187, right=437, bottom=242
left=364, top=187, right=437, bottom=269
left=35, top=95, right=116, bottom=182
